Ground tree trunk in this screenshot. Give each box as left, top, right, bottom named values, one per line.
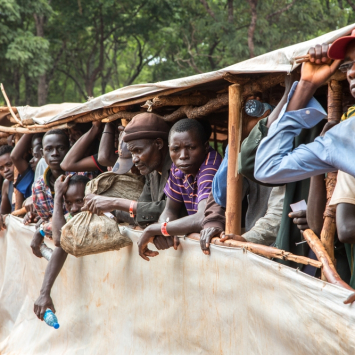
left=34, top=13, right=49, bottom=106
left=247, top=0, right=258, bottom=58
left=25, top=74, right=34, bottom=106
left=227, top=0, right=233, bottom=23
left=38, top=74, right=48, bottom=106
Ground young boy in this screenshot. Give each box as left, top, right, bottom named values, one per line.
left=137, top=118, right=222, bottom=261
left=30, top=129, right=70, bottom=257
left=34, top=174, right=89, bottom=320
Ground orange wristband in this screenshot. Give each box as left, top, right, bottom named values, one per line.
left=129, top=201, right=135, bottom=218
left=161, top=222, right=170, bottom=237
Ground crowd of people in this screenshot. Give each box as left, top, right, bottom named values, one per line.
left=1, top=33, right=355, bottom=320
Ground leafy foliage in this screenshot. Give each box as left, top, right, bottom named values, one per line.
left=0, top=0, right=354, bottom=106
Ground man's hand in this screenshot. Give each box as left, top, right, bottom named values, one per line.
left=23, top=211, right=40, bottom=225
left=220, top=232, right=247, bottom=243
left=288, top=210, right=309, bottom=231
left=153, top=235, right=179, bottom=250
left=81, top=194, right=117, bottom=215
left=92, top=120, right=103, bottom=128
left=34, top=293, right=56, bottom=320
left=54, top=174, right=71, bottom=197
left=137, top=227, right=159, bottom=261
left=301, top=44, right=342, bottom=89
left=200, top=227, right=223, bottom=255
left=30, top=229, right=43, bottom=258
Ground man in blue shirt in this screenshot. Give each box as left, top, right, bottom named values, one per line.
left=254, top=34, right=355, bottom=183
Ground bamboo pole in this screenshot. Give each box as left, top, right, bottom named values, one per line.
left=225, top=84, right=243, bottom=235
left=303, top=229, right=354, bottom=291
left=0, top=84, right=23, bottom=126
left=187, top=233, right=322, bottom=268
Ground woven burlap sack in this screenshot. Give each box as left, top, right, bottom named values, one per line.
left=61, top=172, right=144, bottom=257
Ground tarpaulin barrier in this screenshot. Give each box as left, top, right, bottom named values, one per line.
left=0, top=215, right=355, bottom=354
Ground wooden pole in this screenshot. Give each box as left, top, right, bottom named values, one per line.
left=319, top=79, right=342, bottom=279
left=225, top=84, right=243, bottom=235
left=0, top=84, right=23, bottom=126
left=187, top=233, right=322, bottom=268
left=304, top=229, right=354, bottom=291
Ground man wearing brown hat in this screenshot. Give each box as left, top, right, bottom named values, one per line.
left=83, top=113, right=176, bottom=248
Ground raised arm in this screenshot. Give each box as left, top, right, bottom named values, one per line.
left=61, top=122, right=103, bottom=172
left=10, top=134, right=31, bottom=174
left=254, top=45, right=343, bottom=185
left=97, top=122, right=118, bottom=166
left=52, top=175, right=70, bottom=247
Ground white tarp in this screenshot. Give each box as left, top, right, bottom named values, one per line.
left=15, top=23, right=355, bottom=125
left=1, top=215, right=355, bottom=354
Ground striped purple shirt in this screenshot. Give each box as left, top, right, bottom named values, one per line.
left=164, top=147, right=222, bottom=215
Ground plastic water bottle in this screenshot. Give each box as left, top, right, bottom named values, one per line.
left=245, top=99, right=274, bottom=117
left=43, top=309, right=60, bottom=329
left=40, top=243, right=53, bottom=261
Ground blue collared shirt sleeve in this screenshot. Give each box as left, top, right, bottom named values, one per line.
left=254, top=81, right=337, bottom=184
left=212, top=145, right=228, bottom=208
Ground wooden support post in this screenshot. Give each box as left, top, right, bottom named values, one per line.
left=225, top=84, right=243, bottom=235
left=320, top=79, right=342, bottom=280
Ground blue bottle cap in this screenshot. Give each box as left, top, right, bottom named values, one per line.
left=53, top=323, right=60, bottom=329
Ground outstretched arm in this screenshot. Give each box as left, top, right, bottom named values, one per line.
left=97, top=122, right=118, bottom=166
left=61, top=122, right=103, bottom=172
left=34, top=246, right=68, bottom=320
left=10, top=134, right=31, bottom=174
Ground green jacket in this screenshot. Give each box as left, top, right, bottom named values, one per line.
left=239, top=117, right=349, bottom=282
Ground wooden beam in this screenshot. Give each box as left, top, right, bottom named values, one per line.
left=225, top=84, right=243, bottom=235
left=142, top=94, right=210, bottom=111
left=187, top=233, right=322, bottom=268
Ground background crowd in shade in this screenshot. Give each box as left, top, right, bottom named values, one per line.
left=0, top=0, right=353, bottom=107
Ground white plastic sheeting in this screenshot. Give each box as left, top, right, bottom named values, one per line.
left=15, top=23, right=355, bottom=125
left=1, top=215, right=355, bottom=354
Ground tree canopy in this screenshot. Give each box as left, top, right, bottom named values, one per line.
left=0, top=0, right=354, bottom=106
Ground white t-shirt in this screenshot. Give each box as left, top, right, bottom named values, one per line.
left=34, top=157, right=48, bottom=184
left=329, top=171, right=355, bottom=206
